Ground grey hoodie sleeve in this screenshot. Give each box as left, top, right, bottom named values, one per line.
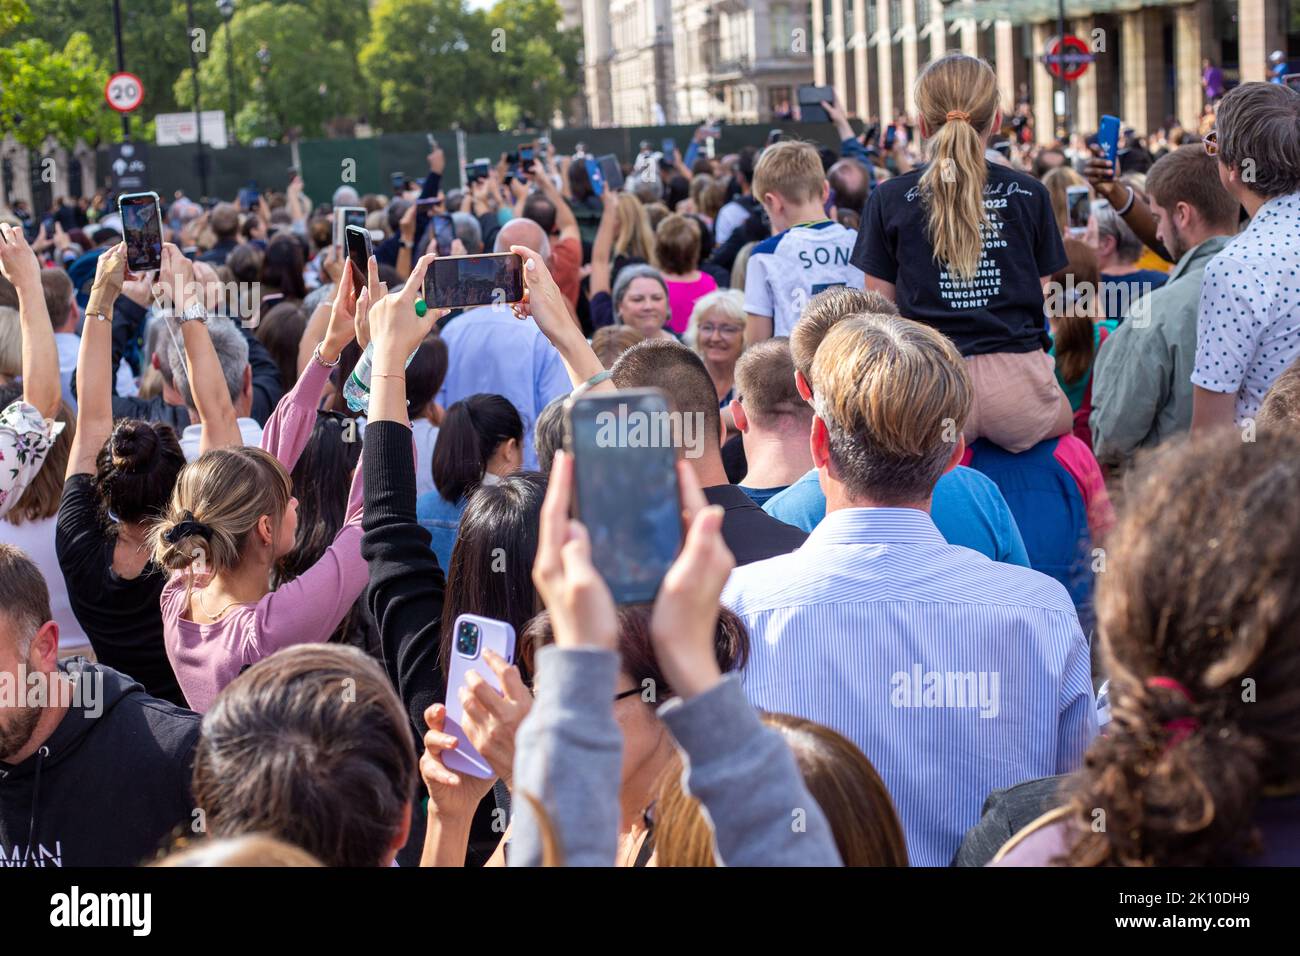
left=509, top=645, right=623, bottom=867
left=657, top=675, right=842, bottom=866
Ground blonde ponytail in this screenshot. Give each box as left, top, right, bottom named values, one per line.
left=151, top=447, right=292, bottom=577
left=915, top=54, right=1001, bottom=283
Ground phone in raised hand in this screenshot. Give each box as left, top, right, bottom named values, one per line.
left=444, top=614, right=516, bottom=779
left=344, top=224, right=372, bottom=301
left=422, top=252, right=524, bottom=310
left=1066, top=185, right=1091, bottom=238
left=565, top=388, right=684, bottom=604
left=118, top=191, right=163, bottom=273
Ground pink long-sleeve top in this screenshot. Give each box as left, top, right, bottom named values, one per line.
left=160, top=356, right=365, bottom=713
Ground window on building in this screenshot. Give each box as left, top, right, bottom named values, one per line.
left=773, top=2, right=791, bottom=57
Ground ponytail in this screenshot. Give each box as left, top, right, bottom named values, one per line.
left=914, top=54, right=1001, bottom=283
left=431, top=393, right=524, bottom=504
left=151, top=447, right=292, bottom=577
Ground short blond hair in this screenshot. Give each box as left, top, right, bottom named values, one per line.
left=811, top=315, right=971, bottom=504
left=789, top=287, right=899, bottom=381
left=751, top=140, right=825, bottom=207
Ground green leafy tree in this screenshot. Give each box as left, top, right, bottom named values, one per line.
left=174, top=1, right=364, bottom=142
left=1, top=0, right=30, bottom=36
left=486, top=0, right=580, bottom=129
left=0, top=31, right=120, bottom=149
left=360, top=0, right=498, bottom=132
left=8, top=0, right=221, bottom=119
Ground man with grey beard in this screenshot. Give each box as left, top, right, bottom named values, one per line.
left=0, top=544, right=199, bottom=866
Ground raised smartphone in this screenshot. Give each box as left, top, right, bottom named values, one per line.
left=422, top=252, right=524, bottom=310
left=565, top=388, right=684, bottom=604
left=344, top=224, right=371, bottom=300
left=797, top=84, right=836, bottom=123
left=431, top=213, right=455, bottom=256
left=444, top=614, right=517, bottom=779
left=585, top=156, right=606, bottom=196
left=118, top=191, right=163, bottom=273
left=1097, top=114, right=1121, bottom=171
left=333, top=205, right=367, bottom=250
left=596, top=154, right=624, bottom=192
left=1067, top=185, right=1091, bottom=237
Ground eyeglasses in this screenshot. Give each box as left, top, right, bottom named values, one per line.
left=698, top=323, right=745, bottom=337
left=1203, top=128, right=1218, bottom=156
left=614, top=686, right=642, bottom=703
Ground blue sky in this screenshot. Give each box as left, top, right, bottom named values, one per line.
left=465, top=0, right=498, bottom=9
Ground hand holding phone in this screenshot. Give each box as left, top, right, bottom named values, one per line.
left=423, top=252, right=524, bottom=310
left=1097, top=115, right=1122, bottom=171
left=118, top=191, right=164, bottom=273
left=443, top=615, right=519, bottom=779
left=1066, top=185, right=1091, bottom=238
left=344, top=224, right=372, bottom=301
left=564, top=389, right=685, bottom=605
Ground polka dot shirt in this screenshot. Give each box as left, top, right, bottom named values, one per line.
left=1193, top=191, right=1300, bottom=423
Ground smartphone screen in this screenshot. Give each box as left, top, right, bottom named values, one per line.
left=662, top=138, right=677, bottom=158
left=390, top=171, right=406, bottom=193
left=345, top=224, right=372, bottom=300
left=1067, top=186, right=1091, bottom=232
left=597, top=154, right=623, bottom=192
left=334, top=206, right=367, bottom=249
left=118, top=192, right=163, bottom=273
left=431, top=214, right=455, bottom=256
left=566, top=389, right=683, bottom=604
left=423, top=253, right=523, bottom=310
left=585, top=157, right=605, bottom=196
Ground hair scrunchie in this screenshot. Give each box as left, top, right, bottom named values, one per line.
left=945, top=110, right=972, bottom=123
left=163, top=511, right=214, bottom=544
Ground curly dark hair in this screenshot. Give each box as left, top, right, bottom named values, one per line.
left=1060, top=428, right=1300, bottom=866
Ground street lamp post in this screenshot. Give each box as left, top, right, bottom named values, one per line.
left=184, top=0, right=209, bottom=200
left=112, top=0, right=130, bottom=140
left=217, top=0, right=237, bottom=145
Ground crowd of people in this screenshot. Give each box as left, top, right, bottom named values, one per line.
left=0, top=51, right=1298, bottom=869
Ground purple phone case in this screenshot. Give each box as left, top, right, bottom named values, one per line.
left=444, top=615, right=517, bottom=779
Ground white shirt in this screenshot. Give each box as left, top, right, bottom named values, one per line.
left=180, top=417, right=264, bottom=461
left=743, top=220, right=865, bottom=337
left=714, top=199, right=751, bottom=246
left=412, top=418, right=440, bottom=498
left=1192, top=191, right=1300, bottom=423
left=1, top=515, right=90, bottom=649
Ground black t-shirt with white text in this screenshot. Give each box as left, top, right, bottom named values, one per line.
left=852, top=161, right=1066, bottom=356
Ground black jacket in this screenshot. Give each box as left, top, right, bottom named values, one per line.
left=0, top=659, right=200, bottom=867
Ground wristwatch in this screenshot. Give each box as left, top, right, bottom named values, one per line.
left=177, top=301, right=208, bottom=324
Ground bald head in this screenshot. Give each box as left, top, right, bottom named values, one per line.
left=827, top=158, right=871, bottom=215
left=494, top=217, right=550, bottom=260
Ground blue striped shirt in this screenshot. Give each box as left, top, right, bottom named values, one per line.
left=721, top=506, right=1097, bottom=866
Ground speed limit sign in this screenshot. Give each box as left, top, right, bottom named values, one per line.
left=105, top=72, right=145, bottom=113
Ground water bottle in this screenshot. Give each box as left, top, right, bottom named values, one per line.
left=343, top=343, right=417, bottom=414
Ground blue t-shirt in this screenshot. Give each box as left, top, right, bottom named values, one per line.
left=762, top=465, right=1030, bottom=566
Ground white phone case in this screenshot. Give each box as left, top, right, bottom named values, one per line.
left=444, top=614, right=516, bottom=779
